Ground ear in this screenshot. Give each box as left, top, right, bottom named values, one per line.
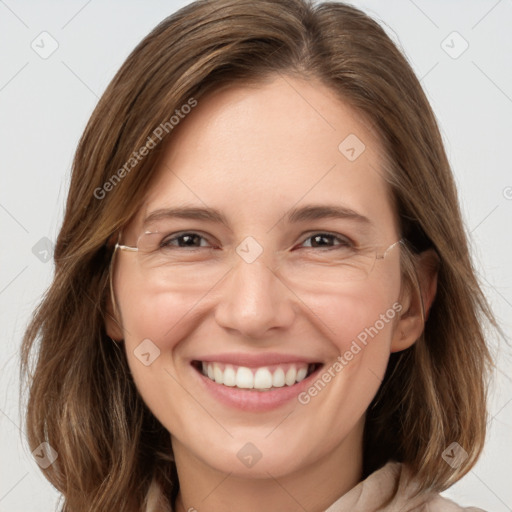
left=105, top=258, right=124, bottom=341
left=103, top=233, right=125, bottom=341
left=391, top=248, right=439, bottom=352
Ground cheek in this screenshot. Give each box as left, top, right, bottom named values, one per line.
left=303, top=276, right=400, bottom=353
left=298, top=278, right=401, bottom=408
left=295, top=286, right=400, bottom=433
left=116, top=273, right=204, bottom=350
left=113, top=276, right=204, bottom=417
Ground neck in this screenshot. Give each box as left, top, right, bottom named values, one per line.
left=172, top=416, right=364, bottom=512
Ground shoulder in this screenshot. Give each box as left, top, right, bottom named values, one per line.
left=423, top=494, right=487, bottom=512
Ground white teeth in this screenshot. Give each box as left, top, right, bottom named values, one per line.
left=285, top=367, right=297, bottom=386
left=223, top=364, right=236, bottom=387
left=254, top=368, right=273, bottom=389
left=236, top=366, right=254, bottom=388
left=272, top=368, right=285, bottom=388
left=213, top=363, right=224, bottom=384
left=200, top=362, right=315, bottom=390
left=296, top=367, right=308, bottom=382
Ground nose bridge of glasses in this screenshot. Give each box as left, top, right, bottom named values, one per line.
left=236, top=244, right=300, bottom=304
left=232, top=235, right=287, bottom=277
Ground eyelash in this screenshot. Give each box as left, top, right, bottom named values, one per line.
left=160, top=231, right=353, bottom=250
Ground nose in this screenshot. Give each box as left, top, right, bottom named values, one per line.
left=214, top=252, right=296, bottom=339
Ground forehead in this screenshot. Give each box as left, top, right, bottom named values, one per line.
left=136, top=75, right=397, bottom=237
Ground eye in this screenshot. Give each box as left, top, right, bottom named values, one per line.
left=298, top=232, right=353, bottom=250
left=156, top=231, right=353, bottom=251
left=161, top=232, right=214, bottom=249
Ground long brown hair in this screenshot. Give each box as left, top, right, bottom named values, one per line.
left=21, top=0, right=496, bottom=509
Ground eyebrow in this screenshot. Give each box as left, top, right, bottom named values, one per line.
left=143, top=204, right=372, bottom=228
left=286, top=204, right=371, bottom=226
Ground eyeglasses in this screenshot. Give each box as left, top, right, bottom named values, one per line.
left=114, top=226, right=403, bottom=292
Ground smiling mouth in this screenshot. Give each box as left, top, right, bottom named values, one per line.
left=191, top=360, right=322, bottom=392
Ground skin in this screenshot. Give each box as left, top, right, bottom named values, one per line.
left=107, top=74, right=437, bottom=512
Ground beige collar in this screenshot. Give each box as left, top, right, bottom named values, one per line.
left=324, top=461, right=486, bottom=512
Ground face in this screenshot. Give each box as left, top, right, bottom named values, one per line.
left=109, top=74, right=408, bottom=479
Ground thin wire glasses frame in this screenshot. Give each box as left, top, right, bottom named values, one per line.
left=113, top=229, right=405, bottom=281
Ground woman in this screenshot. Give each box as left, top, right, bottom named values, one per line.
left=21, top=0, right=496, bottom=510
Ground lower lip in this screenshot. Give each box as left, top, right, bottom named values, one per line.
left=193, top=364, right=323, bottom=412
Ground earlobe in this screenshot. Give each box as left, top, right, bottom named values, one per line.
left=105, top=305, right=124, bottom=341
left=391, top=248, right=439, bottom=353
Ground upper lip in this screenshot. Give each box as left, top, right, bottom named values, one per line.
left=192, top=352, right=322, bottom=367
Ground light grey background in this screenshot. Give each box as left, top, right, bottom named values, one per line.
left=1, top=0, right=511, bottom=510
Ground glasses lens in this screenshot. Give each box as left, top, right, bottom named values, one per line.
left=133, top=231, right=225, bottom=291
left=129, top=229, right=391, bottom=292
